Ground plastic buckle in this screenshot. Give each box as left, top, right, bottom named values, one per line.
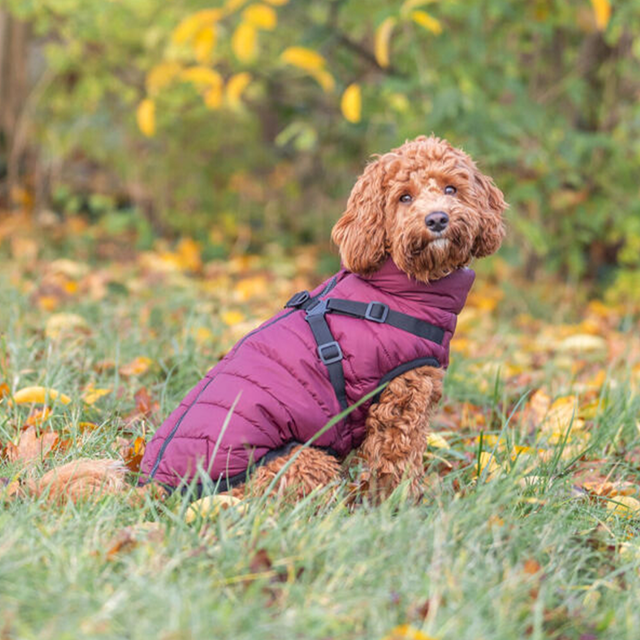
left=365, top=301, right=389, bottom=323
left=285, top=290, right=310, bottom=308
left=305, top=298, right=329, bottom=316
left=317, top=341, right=343, bottom=365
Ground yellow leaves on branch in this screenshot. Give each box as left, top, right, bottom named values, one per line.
left=171, top=9, right=223, bottom=46
left=590, top=0, right=611, bottom=30
left=181, top=66, right=224, bottom=109
left=226, top=72, right=252, bottom=109
left=411, top=10, right=443, bottom=35
left=193, top=26, right=217, bottom=63
left=280, top=47, right=335, bottom=93
left=136, top=99, right=155, bottom=137
left=146, top=62, right=182, bottom=96
left=232, top=23, right=258, bottom=62
left=375, top=17, right=396, bottom=68
left=242, top=3, right=277, bottom=30
left=281, top=46, right=326, bottom=71
left=341, top=83, right=362, bottom=123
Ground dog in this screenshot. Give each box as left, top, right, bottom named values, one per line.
left=137, top=135, right=507, bottom=502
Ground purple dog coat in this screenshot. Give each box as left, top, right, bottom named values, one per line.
left=140, top=258, right=474, bottom=490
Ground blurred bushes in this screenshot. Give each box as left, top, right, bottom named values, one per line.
left=2, top=0, right=640, bottom=290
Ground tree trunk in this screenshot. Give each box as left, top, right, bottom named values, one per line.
left=0, top=10, right=31, bottom=209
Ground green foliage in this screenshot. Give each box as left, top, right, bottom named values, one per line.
left=6, top=0, right=640, bottom=284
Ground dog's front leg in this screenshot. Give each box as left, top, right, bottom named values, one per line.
left=359, top=366, right=443, bottom=501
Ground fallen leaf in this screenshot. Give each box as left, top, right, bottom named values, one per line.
left=607, top=495, right=640, bottom=518
left=557, top=334, right=607, bottom=353
left=25, top=407, right=53, bottom=427
left=45, top=313, right=88, bottom=340
left=82, top=384, right=112, bottom=405
left=426, top=433, right=449, bottom=449
left=382, top=625, right=437, bottom=640
left=12, top=386, right=71, bottom=405
left=4, top=427, right=59, bottom=464
left=184, top=494, right=247, bottom=523
left=119, top=357, right=152, bottom=377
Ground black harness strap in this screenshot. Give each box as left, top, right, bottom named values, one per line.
left=324, top=299, right=445, bottom=344
left=305, top=299, right=349, bottom=410
left=285, top=290, right=445, bottom=414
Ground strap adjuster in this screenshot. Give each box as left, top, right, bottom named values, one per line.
left=365, top=301, right=389, bottom=323
left=317, top=341, right=343, bottom=365
left=285, top=290, right=310, bottom=308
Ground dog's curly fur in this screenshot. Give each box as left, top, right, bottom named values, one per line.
left=246, top=135, right=507, bottom=501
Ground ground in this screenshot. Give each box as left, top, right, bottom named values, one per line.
left=1, top=219, right=640, bottom=640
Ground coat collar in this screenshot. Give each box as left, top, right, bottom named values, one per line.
left=357, top=257, right=475, bottom=315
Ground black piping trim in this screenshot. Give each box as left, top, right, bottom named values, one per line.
left=372, top=357, right=441, bottom=404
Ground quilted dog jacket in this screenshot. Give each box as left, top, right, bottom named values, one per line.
left=140, top=258, right=475, bottom=489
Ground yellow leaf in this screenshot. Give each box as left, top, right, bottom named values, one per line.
left=204, top=86, right=223, bottom=109
left=185, top=494, right=248, bottom=523
left=341, top=83, right=361, bottom=123
left=375, top=17, right=396, bottom=68
left=309, top=68, right=335, bottom=93
left=172, top=9, right=223, bottom=45
left=192, top=327, right=213, bottom=345
left=180, top=66, right=223, bottom=88
left=136, top=99, right=155, bottom=137
left=590, top=0, right=611, bottom=30
left=119, top=357, right=153, bottom=377
left=224, top=0, right=249, bottom=13
left=607, top=495, right=640, bottom=518
left=45, top=313, right=87, bottom=340
left=411, top=10, right=443, bottom=35
left=426, top=433, right=449, bottom=449
left=280, top=46, right=327, bottom=72
left=13, top=386, right=71, bottom=405
left=381, top=625, right=437, bottom=640
left=232, top=23, right=258, bottom=62
left=193, top=26, right=217, bottom=63
left=263, top=0, right=288, bottom=4
left=222, top=310, right=246, bottom=326
left=476, top=451, right=502, bottom=482
left=243, top=3, right=277, bottom=30
left=557, top=334, right=607, bottom=353
left=82, top=385, right=112, bottom=406
left=226, top=72, right=253, bottom=109
left=146, top=62, right=182, bottom=95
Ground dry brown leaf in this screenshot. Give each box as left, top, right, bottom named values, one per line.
left=4, top=427, right=59, bottom=465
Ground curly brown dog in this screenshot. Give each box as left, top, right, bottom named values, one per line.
left=233, top=135, right=507, bottom=501
left=28, top=136, right=506, bottom=505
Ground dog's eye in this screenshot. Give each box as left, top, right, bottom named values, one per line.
left=444, top=185, right=457, bottom=196
left=399, top=194, right=413, bottom=203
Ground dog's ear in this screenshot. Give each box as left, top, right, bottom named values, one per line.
left=331, top=159, right=388, bottom=274
left=471, top=170, right=507, bottom=258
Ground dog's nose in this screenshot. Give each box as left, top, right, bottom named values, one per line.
left=425, top=211, right=449, bottom=233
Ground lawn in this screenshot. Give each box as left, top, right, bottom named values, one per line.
left=1, top=227, right=639, bottom=640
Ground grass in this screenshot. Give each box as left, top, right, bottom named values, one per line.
left=1, top=242, right=640, bottom=640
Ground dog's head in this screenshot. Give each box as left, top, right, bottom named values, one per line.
left=332, top=135, right=507, bottom=281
